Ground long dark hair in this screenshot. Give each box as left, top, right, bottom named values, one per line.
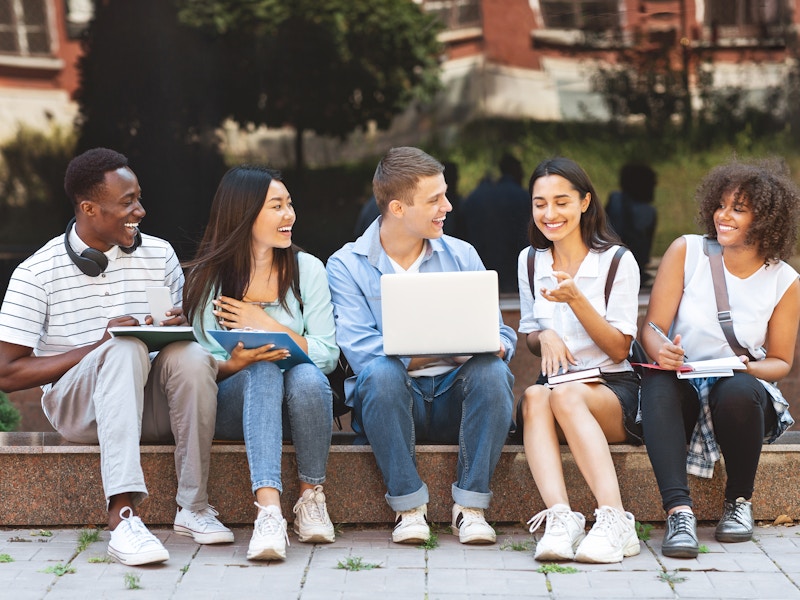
left=527, top=157, right=620, bottom=251
left=183, top=165, right=301, bottom=328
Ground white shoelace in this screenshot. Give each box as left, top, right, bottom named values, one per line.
left=189, top=505, right=222, bottom=527
left=254, top=502, right=290, bottom=546
left=591, top=507, right=628, bottom=545
left=456, top=506, right=486, bottom=528
left=294, top=489, right=328, bottom=525
left=396, top=507, right=427, bottom=528
left=527, top=506, right=571, bottom=535
left=118, top=507, right=160, bottom=549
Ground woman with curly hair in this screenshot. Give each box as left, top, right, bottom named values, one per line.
left=640, top=158, right=800, bottom=558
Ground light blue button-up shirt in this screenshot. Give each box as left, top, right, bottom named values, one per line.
left=326, top=218, right=516, bottom=377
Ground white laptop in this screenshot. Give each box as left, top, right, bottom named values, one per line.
left=381, top=270, right=500, bottom=356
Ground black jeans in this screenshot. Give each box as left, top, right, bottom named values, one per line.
left=640, top=370, right=776, bottom=512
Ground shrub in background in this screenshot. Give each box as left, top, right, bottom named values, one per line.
left=0, top=391, right=21, bottom=432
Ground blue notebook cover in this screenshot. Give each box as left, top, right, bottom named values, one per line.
left=208, top=329, right=312, bottom=370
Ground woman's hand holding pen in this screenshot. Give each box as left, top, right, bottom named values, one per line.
left=213, top=295, right=278, bottom=331
left=653, top=331, right=687, bottom=370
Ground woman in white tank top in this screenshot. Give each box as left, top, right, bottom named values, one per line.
left=640, top=158, right=800, bottom=559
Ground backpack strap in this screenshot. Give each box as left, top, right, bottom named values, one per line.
left=528, top=245, right=625, bottom=307
left=605, top=245, right=627, bottom=305
left=702, top=237, right=756, bottom=360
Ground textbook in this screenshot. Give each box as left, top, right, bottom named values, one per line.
left=634, top=357, right=746, bottom=379
left=109, top=326, right=196, bottom=351
left=546, top=367, right=604, bottom=387
left=208, top=329, right=312, bottom=371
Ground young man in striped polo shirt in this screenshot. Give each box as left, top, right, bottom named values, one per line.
left=0, top=148, right=233, bottom=566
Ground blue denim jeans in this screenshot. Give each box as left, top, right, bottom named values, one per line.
left=214, top=361, right=333, bottom=495
left=350, top=354, right=514, bottom=511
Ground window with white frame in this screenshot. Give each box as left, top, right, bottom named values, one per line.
left=0, top=0, right=52, bottom=57
left=539, top=0, right=619, bottom=31
left=707, top=0, right=788, bottom=39
left=421, top=0, right=481, bottom=31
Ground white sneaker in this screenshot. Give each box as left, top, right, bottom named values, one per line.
left=247, top=503, right=289, bottom=561
left=292, top=485, right=335, bottom=543
left=527, top=504, right=586, bottom=561
left=392, top=504, right=430, bottom=544
left=574, top=506, right=641, bottom=564
left=107, top=507, right=170, bottom=566
left=174, top=505, right=234, bottom=544
left=451, top=504, right=496, bottom=545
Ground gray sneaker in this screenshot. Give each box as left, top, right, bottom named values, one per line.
left=662, top=510, right=698, bottom=558
left=715, top=497, right=753, bottom=543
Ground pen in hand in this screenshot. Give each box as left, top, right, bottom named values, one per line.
left=648, top=321, right=688, bottom=362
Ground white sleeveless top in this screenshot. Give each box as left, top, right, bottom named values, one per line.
left=674, top=235, right=798, bottom=361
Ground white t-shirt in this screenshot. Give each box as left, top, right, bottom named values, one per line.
left=674, top=234, right=798, bottom=361
left=517, top=244, right=640, bottom=373
left=0, top=230, right=183, bottom=370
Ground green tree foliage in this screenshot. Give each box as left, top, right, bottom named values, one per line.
left=76, top=0, right=228, bottom=258
left=177, top=0, right=444, bottom=170
left=0, top=125, right=75, bottom=245
left=0, top=391, right=21, bottom=432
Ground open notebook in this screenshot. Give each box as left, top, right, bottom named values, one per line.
left=380, top=270, right=500, bottom=356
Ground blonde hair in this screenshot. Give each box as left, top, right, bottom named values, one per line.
left=373, top=147, right=443, bottom=214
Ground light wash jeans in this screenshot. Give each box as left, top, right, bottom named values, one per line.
left=214, top=361, right=333, bottom=495
left=350, top=354, right=514, bottom=512
left=42, top=337, right=219, bottom=510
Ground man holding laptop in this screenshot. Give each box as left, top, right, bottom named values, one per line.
left=327, top=146, right=516, bottom=545
left=0, top=148, right=232, bottom=566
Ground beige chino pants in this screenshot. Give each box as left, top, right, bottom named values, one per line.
left=42, top=337, right=218, bottom=511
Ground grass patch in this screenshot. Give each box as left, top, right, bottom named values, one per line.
left=536, top=563, right=578, bottom=574
left=418, top=533, right=439, bottom=550
left=698, top=544, right=709, bottom=553
left=42, top=563, right=75, bottom=576
left=0, top=554, right=13, bottom=563
left=636, top=522, right=654, bottom=541
left=124, top=572, right=142, bottom=590
left=336, top=556, right=382, bottom=571
left=180, top=564, right=190, bottom=574
left=76, top=528, right=101, bottom=553
left=499, top=537, right=535, bottom=552
left=30, top=530, right=52, bottom=538
left=88, top=556, right=114, bottom=564
left=658, top=570, right=687, bottom=585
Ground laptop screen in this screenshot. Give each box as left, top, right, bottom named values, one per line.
left=380, top=270, right=500, bottom=356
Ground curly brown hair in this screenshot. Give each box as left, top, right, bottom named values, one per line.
left=696, top=158, right=800, bottom=262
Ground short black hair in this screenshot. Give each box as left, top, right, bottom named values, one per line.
left=64, top=148, right=129, bottom=206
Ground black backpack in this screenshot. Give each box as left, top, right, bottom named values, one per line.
left=292, top=250, right=352, bottom=429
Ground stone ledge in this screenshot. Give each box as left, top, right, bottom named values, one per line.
left=1, top=431, right=798, bottom=527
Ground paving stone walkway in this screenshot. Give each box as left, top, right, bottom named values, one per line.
left=1, top=523, right=799, bottom=599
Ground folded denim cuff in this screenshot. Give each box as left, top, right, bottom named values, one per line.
left=452, top=483, right=492, bottom=509
left=385, top=483, right=429, bottom=512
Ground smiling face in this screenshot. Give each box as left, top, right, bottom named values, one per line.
left=714, top=190, right=754, bottom=249
left=531, top=174, right=590, bottom=246
left=78, top=167, right=145, bottom=251
left=252, top=179, right=295, bottom=250
left=395, top=173, right=451, bottom=240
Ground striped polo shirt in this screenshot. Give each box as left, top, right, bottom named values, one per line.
left=0, top=230, right=184, bottom=360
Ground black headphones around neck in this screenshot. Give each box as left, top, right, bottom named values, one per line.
left=64, top=217, right=142, bottom=277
